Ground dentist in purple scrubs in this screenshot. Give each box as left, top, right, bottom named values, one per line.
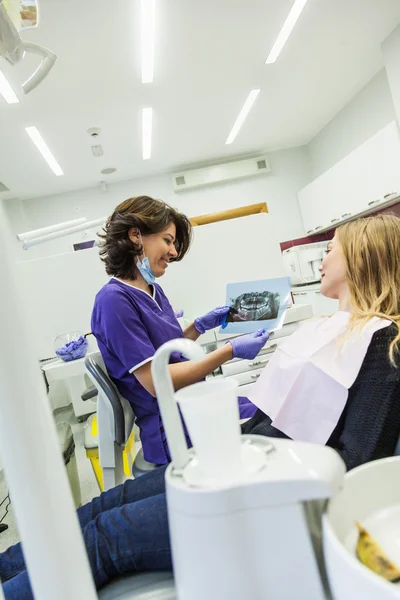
left=91, top=195, right=269, bottom=465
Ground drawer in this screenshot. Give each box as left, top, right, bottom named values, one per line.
left=222, top=348, right=275, bottom=377
left=224, top=366, right=265, bottom=386
left=268, top=321, right=298, bottom=340
left=221, top=336, right=286, bottom=376
left=222, top=355, right=270, bottom=377
left=236, top=382, right=256, bottom=398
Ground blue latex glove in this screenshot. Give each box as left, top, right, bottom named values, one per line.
left=56, top=336, right=88, bottom=362
left=194, top=306, right=230, bottom=334
left=228, top=329, right=270, bottom=360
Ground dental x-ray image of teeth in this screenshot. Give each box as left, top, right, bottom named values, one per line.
left=227, top=291, right=281, bottom=322
left=221, top=277, right=291, bottom=335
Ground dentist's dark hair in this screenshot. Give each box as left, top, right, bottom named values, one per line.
left=98, top=196, right=192, bottom=280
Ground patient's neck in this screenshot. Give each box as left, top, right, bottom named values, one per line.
left=338, top=285, right=352, bottom=313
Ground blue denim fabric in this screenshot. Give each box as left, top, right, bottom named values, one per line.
left=0, top=466, right=170, bottom=599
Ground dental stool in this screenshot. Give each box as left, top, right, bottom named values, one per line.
left=84, top=352, right=157, bottom=490
left=98, top=572, right=176, bottom=599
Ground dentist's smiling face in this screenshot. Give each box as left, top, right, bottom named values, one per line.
left=140, top=222, right=178, bottom=278
left=319, top=236, right=348, bottom=299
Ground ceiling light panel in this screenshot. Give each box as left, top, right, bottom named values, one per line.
left=265, top=0, right=309, bottom=64
left=141, top=0, right=155, bottom=83
left=25, top=127, right=64, bottom=176
left=0, top=70, right=19, bottom=104
left=226, top=89, right=260, bottom=145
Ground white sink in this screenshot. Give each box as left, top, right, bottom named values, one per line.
left=323, top=457, right=400, bottom=600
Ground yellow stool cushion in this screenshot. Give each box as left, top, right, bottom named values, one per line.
left=84, top=414, right=136, bottom=492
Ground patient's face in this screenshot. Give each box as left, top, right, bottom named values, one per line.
left=320, top=236, right=347, bottom=299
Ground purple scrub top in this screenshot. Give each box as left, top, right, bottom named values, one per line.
left=91, top=277, right=256, bottom=465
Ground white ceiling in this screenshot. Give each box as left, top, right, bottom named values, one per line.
left=1, top=0, right=400, bottom=200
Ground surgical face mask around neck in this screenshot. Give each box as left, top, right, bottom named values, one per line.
left=136, top=235, right=155, bottom=284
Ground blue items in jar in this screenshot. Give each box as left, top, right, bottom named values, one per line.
left=55, top=332, right=89, bottom=362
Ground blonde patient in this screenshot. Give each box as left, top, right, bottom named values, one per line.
left=244, top=214, right=400, bottom=469
left=1, top=215, right=399, bottom=598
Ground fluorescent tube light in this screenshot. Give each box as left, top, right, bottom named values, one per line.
left=225, top=89, right=260, bottom=145
left=17, top=218, right=87, bottom=242
left=25, top=127, right=64, bottom=176
left=141, top=0, right=155, bottom=83
left=22, top=217, right=106, bottom=250
left=142, top=107, right=153, bottom=159
left=0, top=70, right=19, bottom=104
left=265, top=0, right=309, bottom=64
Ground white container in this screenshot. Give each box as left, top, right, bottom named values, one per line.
left=176, top=378, right=242, bottom=485
left=152, top=338, right=346, bottom=600
left=323, top=456, right=400, bottom=600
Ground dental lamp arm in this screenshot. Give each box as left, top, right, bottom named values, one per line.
left=22, top=42, right=57, bottom=94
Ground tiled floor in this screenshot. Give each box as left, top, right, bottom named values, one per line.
left=0, top=405, right=100, bottom=554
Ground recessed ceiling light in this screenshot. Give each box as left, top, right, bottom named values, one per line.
left=141, top=0, right=155, bottom=83
left=265, top=0, right=309, bottom=64
left=225, top=89, right=260, bottom=145
left=101, top=167, right=117, bottom=175
left=142, top=107, right=153, bottom=160
left=25, top=127, right=64, bottom=176
left=0, top=70, right=19, bottom=104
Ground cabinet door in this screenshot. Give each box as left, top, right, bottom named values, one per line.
left=292, top=289, right=338, bottom=317
left=298, top=183, right=332, bottom=234
left=223, top=367, right=265, bottom=386
left=298, top=189, right=316, bottom=234
left=298, top=122, right=400, bottom=234
left=237, top=382, right=256, bottom=399
left=292, top=291, right=315, bottom=315
left=313, top=290, right=339, bottom=316
left=354, top=121, right=400, bottom=213
left=298, top=168, right=344, bottom=234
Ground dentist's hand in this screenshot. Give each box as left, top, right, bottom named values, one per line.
left=228, top=329, right=270, bottom=360
left=194, top=306, right=230, bottom=334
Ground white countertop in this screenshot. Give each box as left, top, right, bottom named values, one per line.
left=41, top=356, right=88, bottom=382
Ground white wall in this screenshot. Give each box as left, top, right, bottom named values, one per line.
left=5, top=146, right=310, bottom=261
left=382, top=24, right=400, bottom=130
left=307, top=69, right=397, bottom=179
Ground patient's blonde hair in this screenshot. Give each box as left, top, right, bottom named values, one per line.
left=335, top=214, right=400, bottom=365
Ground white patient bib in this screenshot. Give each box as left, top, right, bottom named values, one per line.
left=248, top=312, right=391, bottom=444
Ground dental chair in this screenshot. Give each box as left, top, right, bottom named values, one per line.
left=98, top=572, right=175, bottom=599
left=85, top=353, right=176, bottom=598
left=85, top=352, right=157, bottom=490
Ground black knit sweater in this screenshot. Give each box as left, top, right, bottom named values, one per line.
left=242, top=324, right=400, bottom=471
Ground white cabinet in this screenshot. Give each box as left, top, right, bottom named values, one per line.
left=298, top=165, right=354, bottom=234
left=292, top=287, right=338, bottom=316
left=298, top=121, right=400, bottom=235
left=298, top=185, right=328, bottom=235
